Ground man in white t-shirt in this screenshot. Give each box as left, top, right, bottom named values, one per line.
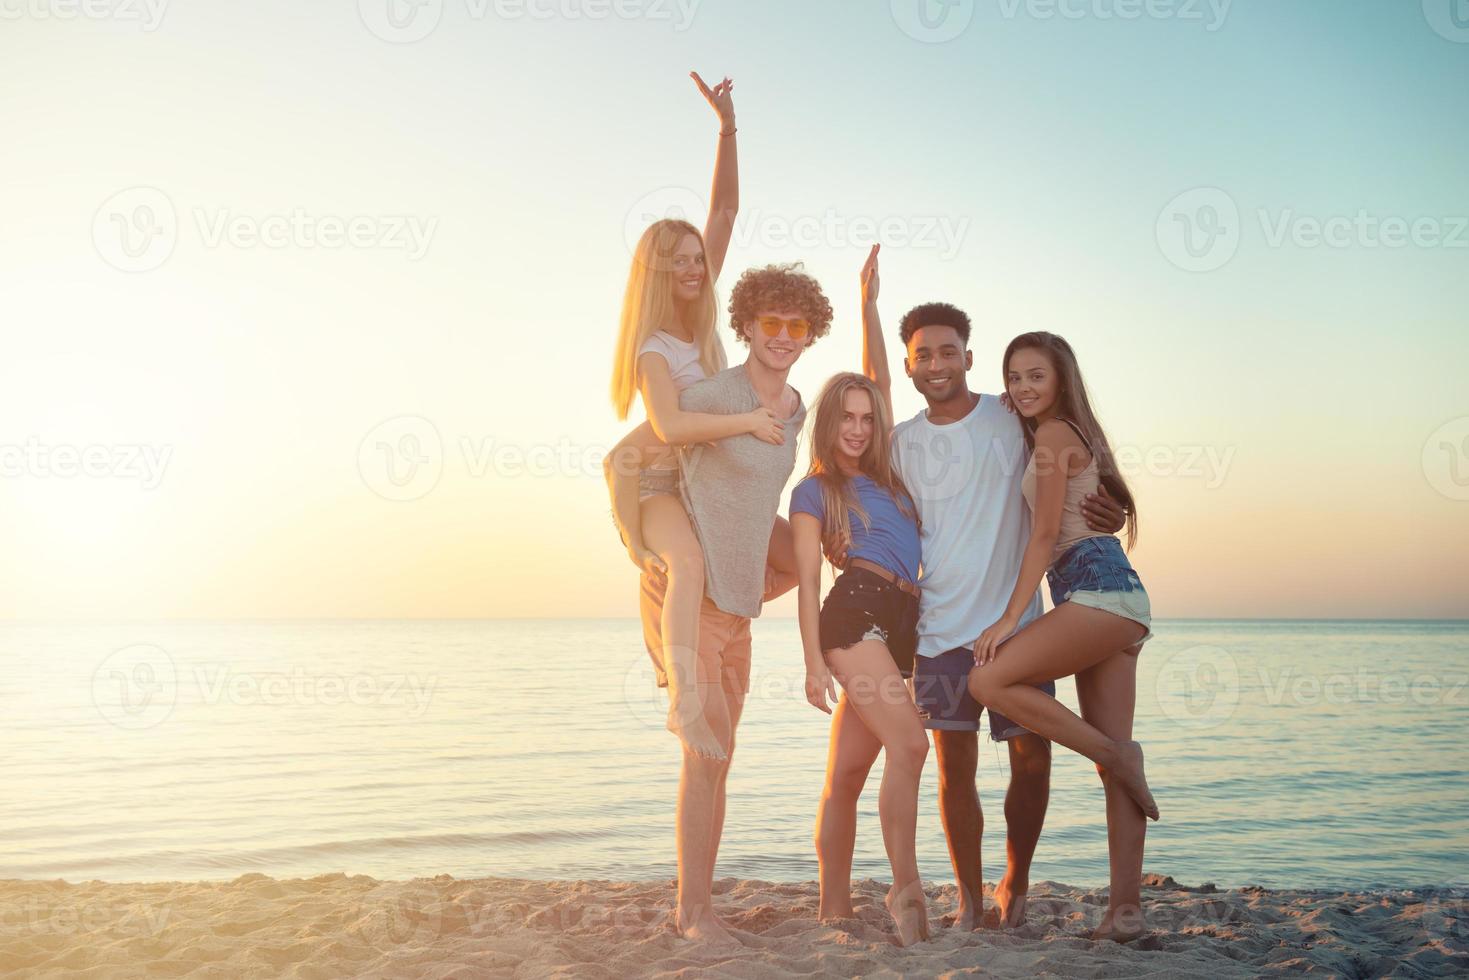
left=859, top=251, right=1125, bottom=930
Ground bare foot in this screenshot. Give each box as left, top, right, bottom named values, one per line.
left=818, top=901, right=856, bottom=922
left=1107, top=740, right=1159, bottom=821
left=942, top=903, right=981, bottom=930
left=993, top=874, right=1028, bottom=928
left=677, top=906, right=740, bottom=945
left=885, top=880, right=931, bottom=947
left=667, top=697, right=727, bottom=761
left=1089, top=904, right=1147, bottom=942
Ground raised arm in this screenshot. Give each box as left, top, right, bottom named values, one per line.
left=974, top=421, right=1088, bottom=664
left=859, top=244, right=894, bottom=423
left=793, top=512, right=838, bottom=714
left=640, top=353, right=782, bottom=446
left=690, top=71, right=738, bottom=283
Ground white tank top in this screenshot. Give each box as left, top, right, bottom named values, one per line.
left=636, top=331, right=707, bottom=392
left=1019, top=420, right=1112, bottom=562
left=635, top=331, right=709, bottom=477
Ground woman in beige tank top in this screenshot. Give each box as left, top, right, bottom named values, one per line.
left=965, top=331, right=1159, bottom=943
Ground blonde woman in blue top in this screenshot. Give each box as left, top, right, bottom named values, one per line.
left=791, top=372, right=929, bottom=946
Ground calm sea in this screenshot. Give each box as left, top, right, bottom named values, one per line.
left=3, top=619, right=1466, bottom=890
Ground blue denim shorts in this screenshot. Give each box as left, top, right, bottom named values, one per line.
left=1047, top=536, right=1153, bottom=644
left=912, top=647, right=1056, bottom=741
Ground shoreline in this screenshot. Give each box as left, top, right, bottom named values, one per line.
left=3, top=873, right=1464, bottom=978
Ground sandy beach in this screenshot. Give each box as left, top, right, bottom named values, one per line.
left=2, top=872, right=1464, bottom=978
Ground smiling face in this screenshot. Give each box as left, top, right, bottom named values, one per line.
left=745, top=308, right=809, bottom=373
left=904, top=324, right=972, bottom=404
left=669, top=232, right=706, bottom=303
left=1005, top=346, right=1061, bottom=419
left=835, top=386, right=875, bottom=469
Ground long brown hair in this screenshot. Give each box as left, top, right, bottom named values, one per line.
left=801, top=373, right=920, bottom=566
left=609, top=219, right=726, bottom=420
left=1002, top=332, right=1139, bottom=549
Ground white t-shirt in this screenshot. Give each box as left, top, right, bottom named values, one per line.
left=637, top=330, right=707, bottom=392
left=891, top=393, right=1044, bottom=659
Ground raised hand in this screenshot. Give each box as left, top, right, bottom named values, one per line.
left=861, top=243, right=881, bottom=305
left=690, top=71, right=735, bottom=131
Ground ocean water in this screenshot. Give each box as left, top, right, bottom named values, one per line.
left=3, top=619, right=1466, bottom=890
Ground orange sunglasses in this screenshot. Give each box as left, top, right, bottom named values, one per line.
left=756, top=315, right=811, bottom=340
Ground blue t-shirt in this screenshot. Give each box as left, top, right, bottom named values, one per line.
left=789, top=474, right=921, bottom=583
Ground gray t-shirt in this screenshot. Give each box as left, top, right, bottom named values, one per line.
left=677, top=364, right=806, bottom=619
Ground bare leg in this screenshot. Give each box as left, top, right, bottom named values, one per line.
left=704, top=642, right=751, bottom=912
left=827, top=639, right=931, bottom=946
left=995, top=733, right=1050, bottom=928
left=968, top=604, right=1156, bottom=820
left=641, top=493, right=724, bottom=761
left=814, top=694, right=881, bottom=920
left=1076, top=646, right=1148, bottom=941
left=933, top=729, right=983, bottom=929
left=673, top=629, right=744, bottom=944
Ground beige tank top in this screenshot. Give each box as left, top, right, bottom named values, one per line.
left=1019, top=419, right=1112, bottom=563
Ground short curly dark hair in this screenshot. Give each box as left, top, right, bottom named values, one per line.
left=898, top=302, right=971, bottom=347
left=727, top=263, right=833, bottom=347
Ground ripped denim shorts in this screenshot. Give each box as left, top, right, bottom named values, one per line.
left=818, top=566, right=920, bottom=678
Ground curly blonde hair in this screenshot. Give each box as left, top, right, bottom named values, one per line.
left=726, top=262, right=833, bottom=347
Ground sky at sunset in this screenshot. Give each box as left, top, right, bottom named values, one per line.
left=2, top=0, right=1467, bottom=619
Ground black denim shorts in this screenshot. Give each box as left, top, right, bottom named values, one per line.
left=818, top=566, right=920, bottom=678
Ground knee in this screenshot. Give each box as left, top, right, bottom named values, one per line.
left=887, top=732, right=929, bottom=774
left=968, top=667, right=1000, bottom=706
left=825, top=759, right=869, bottom=802
left=1009, top=735, right=1052, bottom=781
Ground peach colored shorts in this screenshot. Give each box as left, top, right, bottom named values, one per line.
left=638, top=572, right=752, bottom=693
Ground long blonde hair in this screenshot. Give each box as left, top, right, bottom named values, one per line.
left=610, top=219, right=726, bottom=420
left=1002, top=332, right=1139, bottom=549
left=802, top=373, right=920, bottom=566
